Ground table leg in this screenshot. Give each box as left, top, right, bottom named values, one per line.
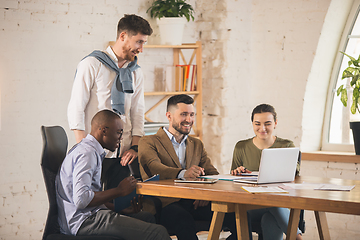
left=207, top=211, right=225, bottom=240
left=235, top=204, right=250, bottom=240
left=315, top=211, right=331, bottom=240
left=285, top=209, right=301, bottom=240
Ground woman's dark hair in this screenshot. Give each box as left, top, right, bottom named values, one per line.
left=117, top=14, right=153, bottom=38
left=251, top=104, right=277, bottom=122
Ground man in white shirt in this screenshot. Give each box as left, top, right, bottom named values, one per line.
left=68, top=14, right=152, bottom=166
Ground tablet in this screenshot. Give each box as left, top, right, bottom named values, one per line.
left=240, top=171, right=259, bottom=176
left=174, top=178, right=218, bottom=184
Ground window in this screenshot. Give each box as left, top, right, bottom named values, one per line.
left=323, top=1, right=360, bottom=152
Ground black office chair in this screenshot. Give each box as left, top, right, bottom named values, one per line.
left=40, top=125, right=121, bottom=240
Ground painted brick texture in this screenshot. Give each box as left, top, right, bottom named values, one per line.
left=1, top=0, right=359, bottom=239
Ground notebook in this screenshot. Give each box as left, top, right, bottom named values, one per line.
left=234, top=147, right=300, bottom=185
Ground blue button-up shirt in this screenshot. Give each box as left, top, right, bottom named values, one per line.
left=163, top=127, right=188, bottom=178
left=55, top=134, right=106, bottom=235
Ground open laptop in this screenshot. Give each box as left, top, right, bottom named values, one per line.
left=234, top=147, right=300, bottom=184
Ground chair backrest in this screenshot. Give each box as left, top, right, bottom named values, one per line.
left=40, top=126, right=68, bottom=240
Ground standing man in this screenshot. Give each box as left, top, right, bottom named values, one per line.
left=68, top=14, right=152, bottom=166
left=138, top=94, right=237, bottom=240
left=56, top=109, right=170, bottom=239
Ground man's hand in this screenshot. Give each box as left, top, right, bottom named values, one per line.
left=193, top=200, right=209, bottom=210
left=116, top=176, right=137, bottom=196
left=120, top=149, right=137, bottom=166
left=120, top=195, right=143, bottom=215
left=184, top=165, right=205, bottom=178
left=231, top=166, right=252, bottom=176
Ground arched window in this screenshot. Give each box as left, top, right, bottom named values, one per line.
left=322, top=1, right=360, bottom=152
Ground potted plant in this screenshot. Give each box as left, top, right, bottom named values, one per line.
left=147, top=0, right=195, bottom=45
left=337, top=51, right=360, bottom=154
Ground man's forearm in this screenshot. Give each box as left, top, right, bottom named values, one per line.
left=86, top=188, right=121, bottom=208
left=131, top=135, right=141, bottom=146
left=73, top=129, right=86, bottom=143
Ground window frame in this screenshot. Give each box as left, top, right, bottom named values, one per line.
left=322, top=0, right=360, bottom=152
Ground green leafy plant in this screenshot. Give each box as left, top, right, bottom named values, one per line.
left=147, top=0, right=195, bottom=22
left=337, top=51, right=360, bottom=114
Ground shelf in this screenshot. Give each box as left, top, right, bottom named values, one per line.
left=144, top=91, right=200, bottom=96
left=109, top=42, right=200, bottom=49
left=142, top=41, right=203, bottom=139
left=302, top=151, right=360, bottom=163
left=144, top=43, right=199, bottom=49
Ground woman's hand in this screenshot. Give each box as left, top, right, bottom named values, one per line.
left=231, top=166, right=252, bottom=175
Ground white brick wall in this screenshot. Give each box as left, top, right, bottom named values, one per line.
left=1, top=0, right=359, bottom=239
left=0, top=1, right=150, bottom=239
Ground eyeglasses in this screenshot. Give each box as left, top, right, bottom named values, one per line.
left=119, top=129, right=123, bottom=139
left=104, top=127, right=123, bottom=139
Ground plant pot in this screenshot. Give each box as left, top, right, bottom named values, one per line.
left=157, top=17, right=186, bottom=45
left=350, top=121, right=360, bottom=155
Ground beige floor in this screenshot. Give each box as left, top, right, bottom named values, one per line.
left=171, top=231, right=260, bottom=240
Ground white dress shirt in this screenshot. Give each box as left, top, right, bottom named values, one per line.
left=163, top=127, right=188, bottom=179
left=67, top=46, right=145, bottom=157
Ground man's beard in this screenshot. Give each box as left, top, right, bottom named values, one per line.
left=122, top=45, right=136, bottom=62
left=172, top=121, right=192, bottom=135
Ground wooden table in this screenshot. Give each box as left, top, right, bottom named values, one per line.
left=137, top=176, right=360, bottom=240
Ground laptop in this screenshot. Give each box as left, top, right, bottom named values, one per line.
left=234, top=147, right=300, bottom=184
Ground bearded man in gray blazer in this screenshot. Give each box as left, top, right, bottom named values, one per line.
left=138, top=94, right=237, bottom=240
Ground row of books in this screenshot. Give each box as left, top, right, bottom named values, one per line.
left=176, top=65, right=197, bottom=91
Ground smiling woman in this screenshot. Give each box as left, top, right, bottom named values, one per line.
left=230, top=104, right=302, bottom=240
left=231, top=104, right=298, bottom=174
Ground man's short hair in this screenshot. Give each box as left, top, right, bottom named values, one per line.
left=167, top=94, right=194, bottom=112
left=91, top=109, right=121, bottom=128
left=117, top=14, right=153, bottom=38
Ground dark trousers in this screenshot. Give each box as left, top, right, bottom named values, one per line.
left=160, top=199, right=238, bottom=240
left=77, top=209, right=170, bottom=240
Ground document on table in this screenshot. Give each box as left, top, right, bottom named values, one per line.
left=242, top=186, right=289, bottom=194
left=281, top=183, right=322, bottom=190
left=281, top=183, right=355, bottom=191
left=314, top=184, right=355, bottom=191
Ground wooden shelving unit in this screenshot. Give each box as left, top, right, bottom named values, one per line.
left=143, top=41, right=203, bottom=139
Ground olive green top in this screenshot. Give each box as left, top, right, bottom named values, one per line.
left=231, top=137, right=300, bottom=175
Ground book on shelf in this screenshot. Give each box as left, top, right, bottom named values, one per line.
left=175, top=64, right=197, bottom=91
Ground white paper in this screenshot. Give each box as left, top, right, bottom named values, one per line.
left=282, top=182, right=355, bottom=191
left=314, top=184, right=355, bottom=191
left=242, top=186, right=288, bottom=194
left=282, top=183, right=322, bottom=190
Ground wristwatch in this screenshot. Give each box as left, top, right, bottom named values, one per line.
left=130, top=145, right=138, bottom=152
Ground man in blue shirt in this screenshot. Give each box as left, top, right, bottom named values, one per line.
left=56, top=109, right=170, bottom=239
